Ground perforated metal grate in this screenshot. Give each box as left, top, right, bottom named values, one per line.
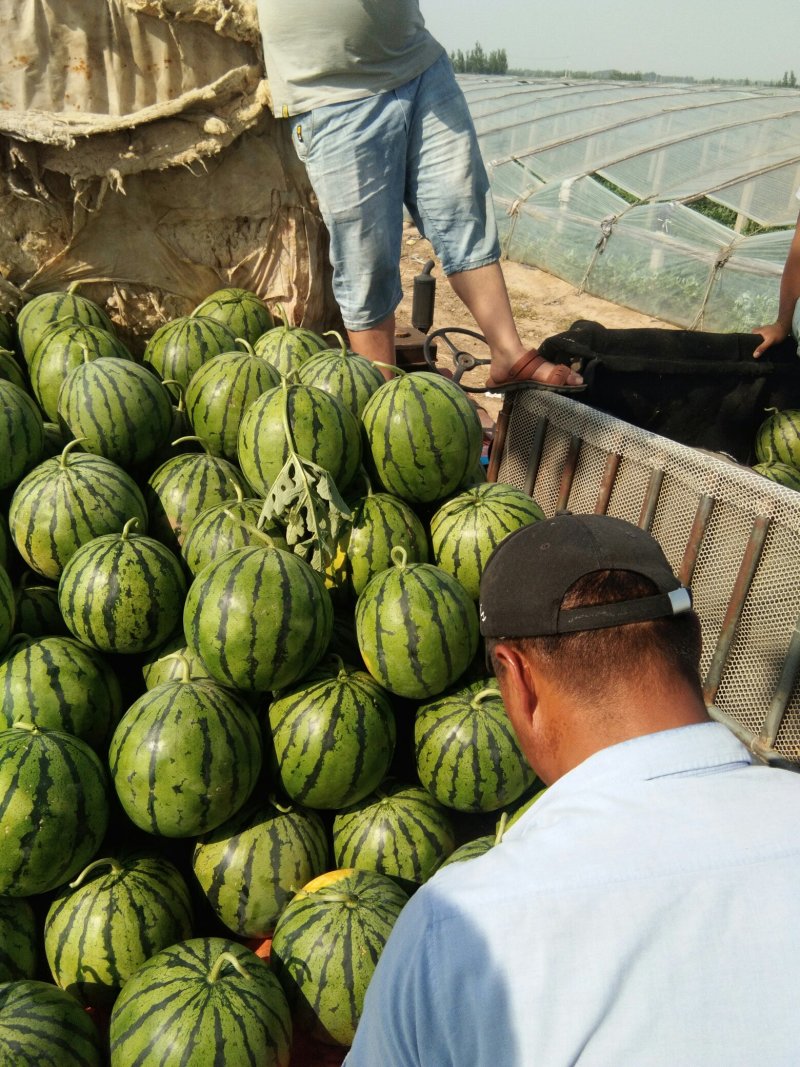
left=496, top=392, right=800, bottom=764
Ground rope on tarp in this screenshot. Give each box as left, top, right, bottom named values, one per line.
left=688, top=238, right=740, bottom=331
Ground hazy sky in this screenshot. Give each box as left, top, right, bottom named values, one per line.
left=422, top=0, right=798, bottom=83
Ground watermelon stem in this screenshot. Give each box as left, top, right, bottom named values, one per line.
left=208, top=951, right=251, bottom=984
left=235, top=338, right=256, bottom=356
left=390, top=546, right=408, bottom=570
left=162, top=653, right=192, bottom=683
left=58, top=437, right=88, bottom=467
left=322, top=330, right=349, bottom=357
left=69, top=856, right=123, bottom=888
left=494, top=811, right=508, bottom=845
left=222, top=509, right=277, bottom=548
left=172, top=434, right=210, bottom=455
left=471, top=688, right=501, bottom=709
left=121, top=517, right=140, bottom=540
left=162, top=379, right=186, bottom=411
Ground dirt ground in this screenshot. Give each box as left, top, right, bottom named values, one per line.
left=396, top=221, right=673, bottom=424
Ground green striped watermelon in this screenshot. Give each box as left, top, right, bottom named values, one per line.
left=45, top=853, right=194, bottom=1009
left=193, top=287, right=274, bottom=345
left=0, top=348, right=27, bottom=391
left=329, top=489, right=429, bottom=600
left=16, top=291, right=113, bottom=365
left=143, top=315, right=238, bottom=397
left=192, top=796, right=329, bottom=937
left=332, top=781, right=456, bottom=885
left=109, top=937, right=291, bottom=1067
left=0, top=635, right=123, bottom=753
left=237, top=380, right=362, bottom=496
left=29, top=321, right=133, bottom=421
left=58, top=518, right=187, bottom=654
left=297, top=332, right=385, bottom=417
left=0, top=379, right=44, bottom=490
left=0, top=566, right=14, bottom=656
left=439, top=833, right=495, bottom=867
left=0, top=312, right=13, bottom=351
left=355, top=547, right=479, bottom=699
left=754, top=408, right=800, bottom=467
left=0, top=980, right=104, bottom=1066
left=144, top=444, right=251, bottom=552
left=361, top=372, right=482, bottom=504
left=0, top=723, right=109, bottom=896
left=753, top=461, right=800, bottom=490
left=181, top=491, right=286, bottom=576
left=57, top=356, right=174, bottom=469
left=183, top=546, right=333, bottom=692
left=185, top=349, right=281, bottom=460
left=13, top=577, right=69, bottom=638
left=430, top=483, right=545, bottom=600
left=9, top=441, right=148, bottom=580
left=0, top=898, right=37, bottom=981
left=415, top=681, right=535, bottom=812
left=109, top=672, right=262, bottom=836
left=253, top=314, right=327, bottom=377
left=270, top=867, right=408, bottom=1046
left=269, top=664, right=396, bottom=809
left=0, top=515, right=10, bottom=572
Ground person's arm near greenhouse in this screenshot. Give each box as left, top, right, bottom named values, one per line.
left=752, top=212, right=800, bottom=357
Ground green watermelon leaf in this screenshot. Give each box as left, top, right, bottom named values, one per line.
left=260, top=454, right=351, bottom=572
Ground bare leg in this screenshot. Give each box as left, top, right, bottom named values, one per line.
left=447, top=262, right=583, bottom=386
left=346, top=314, right=396, bottom=381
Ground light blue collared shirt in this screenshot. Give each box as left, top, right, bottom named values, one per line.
left=345, top=722, right=800, bottom=1066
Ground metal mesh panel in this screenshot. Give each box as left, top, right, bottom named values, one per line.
left=496, top=392, right=800, bottom=763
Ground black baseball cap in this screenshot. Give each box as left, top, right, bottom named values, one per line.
left=479, top=513, right=692, bottom=638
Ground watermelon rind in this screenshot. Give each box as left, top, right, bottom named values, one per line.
left=332, top=780, right=456, bottom=884
left=9, top=443, right=149, bottom=580
left=0, top=898, right=38, bottom=982
left=0, top=980, right=104, bottom=1066
left=0, top=635, right=124, bottom=753
left=0, top=379, right=44, bottom=491
left=183, top=546, right=333, bottom=692
left=109, top=675, right=262, bottom=837
left=754, top=408, right=800, bottom=467
left=192, top=796, right=329, bottom=937
left=29, top=321, right=133, bottom=421
left=415, top=681, right=536, bottom=813
left=0, top=724, right=110, bottom=896
left=44, top=852, right=194, bottom=1009
left=109, top=937, right=291, bottom=1067
left=268, top=665, right=397, bottom=809
left=270, top=868, right=408, bottom=1047
left=355, top=548, right=479, bottom=699
left=185, top=351, right=281, bottom=460
left=193, top=287, right=274, bottom=345
left=143, top=315, right=238, bottom=396
left=58, top=520, right=187, bottom=654
left=361, top=372, right=482, bottom=503
left=430, top=482, right=545, bottom=600
left=16, top=290, right=113, bottom=365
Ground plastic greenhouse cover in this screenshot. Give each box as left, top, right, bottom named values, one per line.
left=463, top=77, right=800, bottom=330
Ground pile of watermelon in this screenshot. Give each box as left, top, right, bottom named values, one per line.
left=0, top=287, right=547, bottom=1064
left=752, top=408, right=800, bottom=491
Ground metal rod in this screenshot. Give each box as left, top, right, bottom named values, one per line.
left=487, top=394, right=514, bottom=484
left=594, top=453, right=621, bottom=514
left=523, top=415, right=549, bottom=498
left=703, top=515, right=771, bottom=705
left=556, top=435, right=582, bottom=512
left=679, top=494, right=715, bottom=586
left=638, top=468, right=664, bottom=531
left=759, top=618, right=800, bottom=750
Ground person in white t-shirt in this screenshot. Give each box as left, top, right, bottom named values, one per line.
left=752, top=188, right=800, bottom=357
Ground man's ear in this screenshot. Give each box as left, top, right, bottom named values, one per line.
left=493, top=641, right=538, bottom=739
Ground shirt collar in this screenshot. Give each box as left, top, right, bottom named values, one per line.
left=506, top=722, right=752, bottom=839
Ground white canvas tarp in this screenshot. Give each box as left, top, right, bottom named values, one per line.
left=0, top=0, right=336, bottom=344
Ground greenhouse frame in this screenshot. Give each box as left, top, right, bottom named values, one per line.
left=460, top=78, right=800, bottom=331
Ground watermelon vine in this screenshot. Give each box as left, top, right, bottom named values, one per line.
left=259, top=378, right=352, bottom=573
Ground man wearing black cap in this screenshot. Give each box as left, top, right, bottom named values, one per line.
left=345, top=514, right=800, bottom=1066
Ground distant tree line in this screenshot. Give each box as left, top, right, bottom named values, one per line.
left=450, top=42, right=508, bottom=76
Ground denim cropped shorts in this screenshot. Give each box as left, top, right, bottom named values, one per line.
left=290, top=52, right=500, bottom=331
